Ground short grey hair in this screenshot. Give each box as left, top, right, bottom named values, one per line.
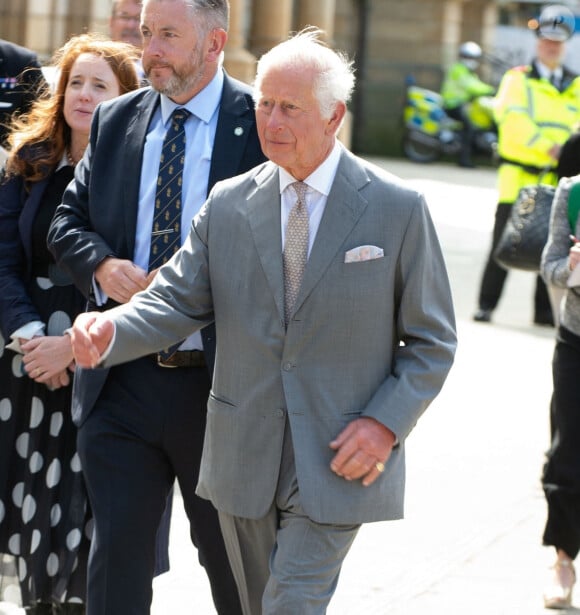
left=253, top=28, right=355, bottom=120
left=141, top=0, right=229, bottom=33
left=111, top=0, right=142, bottom=14
left=184, top=0, right=229, bottom=31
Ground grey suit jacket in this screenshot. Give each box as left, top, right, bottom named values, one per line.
left=101, top=146, right=457, bottom=525
left=48, top=72, right=266, bottom=424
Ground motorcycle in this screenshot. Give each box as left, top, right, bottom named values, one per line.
left=402, top=75, right=497, bottom=164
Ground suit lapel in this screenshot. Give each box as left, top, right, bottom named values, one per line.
left=294, top=150, right=370, bottom=313
left=247, top=163, right=285, bottom=322
left=121, top=89, right=159, bottom=257
left=208, top=73, right=255, bottom=193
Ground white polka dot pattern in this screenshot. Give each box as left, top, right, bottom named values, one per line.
left=0, top=248, right=92, bottom=604
left=46, top=459, right=62, bottom=488
left=0, top=398, right=11, bottom=421
left=29, top=397, right=44, bottom=428
left=66, top=529, right=81, bottom=551
left=12, top=483, right=25, bottom=508
left=46, top=553, right=59, bottom=577
left=36, top=277, right=53, bottom=290
left=22, top=495, right=36, bottom=523
left=30, top=529, right=41, bottom=554
left=50, top=504, right=62, bottom=527
left=8, top=534, right=21, bottom=555
left=15, top=433, right=30, bottom=458
left=50, top=411, right=63, bottom=436
left=70, top=453, right=82, bottom=473
left=29, top=451, right=44, bottom=473
left=11, top=353, right=24, bottom=378
left=47, top=310, right=72, bottom=336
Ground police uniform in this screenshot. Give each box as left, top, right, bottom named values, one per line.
left=474, top=10, right=580, bottom=325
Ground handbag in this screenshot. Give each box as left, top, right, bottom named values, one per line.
left=493, top=182, right=556, bottom=272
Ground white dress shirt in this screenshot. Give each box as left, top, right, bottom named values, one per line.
left=279, top=140, right=342, bottom=256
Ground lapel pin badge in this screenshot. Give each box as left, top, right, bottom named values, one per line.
left=234, top=126, right=244, bottom=136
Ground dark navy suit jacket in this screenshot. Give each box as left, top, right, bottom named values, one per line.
left=48, top=72, right=266, bottom=425
left=0, top=172, right=53, bottom=340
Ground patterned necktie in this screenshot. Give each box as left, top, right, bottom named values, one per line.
left=148, top=108, right=190, bottom=272
left=283, top=181, right=309, bottom=324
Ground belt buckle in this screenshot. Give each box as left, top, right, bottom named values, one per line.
left=156, top=353, right=178, bottom=368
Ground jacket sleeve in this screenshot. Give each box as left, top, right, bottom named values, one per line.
left=0, top=173, right=42, bottom=339
left=47, top=106, right=115, bottom=300
left=542, top=176, right=577, bottom=288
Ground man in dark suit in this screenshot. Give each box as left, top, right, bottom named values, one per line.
left=0, top=38, right=46, bottom=146
left=48, top=1, right=265, bottom=613
left=63, top=29, right=456, bottom=615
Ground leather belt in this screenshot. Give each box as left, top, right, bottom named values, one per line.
left=154, top=350, right=206, bottom=369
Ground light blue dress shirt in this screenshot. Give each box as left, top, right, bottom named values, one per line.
left=134, top=70, right=223, bottom=350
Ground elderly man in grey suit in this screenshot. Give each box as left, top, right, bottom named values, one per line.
left=68, top=29, right=457, bottom=615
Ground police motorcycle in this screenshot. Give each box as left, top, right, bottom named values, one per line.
left=401, top=75, right=497, bottom=164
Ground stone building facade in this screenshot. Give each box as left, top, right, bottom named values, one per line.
left=0, top=0, right=497, bottom=156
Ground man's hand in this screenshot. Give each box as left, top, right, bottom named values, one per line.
left=70, top=312, right=115, bottom=368
left=95, top=257, right=149, bottom=304
left=329, top=417, right=397, bottom=487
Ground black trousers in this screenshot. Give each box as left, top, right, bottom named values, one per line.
left=543, top=326, right=580, bottom=559
left=77, top=357, right=242, bottom=615
left=476, top=201, right=552, bottom=318
left=446, top=104, right=475, bottom=163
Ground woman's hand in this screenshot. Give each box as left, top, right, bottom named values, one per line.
left=21, top=335, right=75, bottom=387
left=569, top=237, right=580, bottom=271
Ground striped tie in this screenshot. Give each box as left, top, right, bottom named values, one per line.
left=148, top=108, right=190, bottom=271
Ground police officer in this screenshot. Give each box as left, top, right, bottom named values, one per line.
left=473, top=4, right=580, bottom=326
left=441, top=41, right=495, bottom=168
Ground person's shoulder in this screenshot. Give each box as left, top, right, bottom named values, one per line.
left=222, top=71, right=253, bottom=96
left=97, top=87, right=155, bottom=117
left=0, top=39, right=39, bottom=69
left=340, top=149, right=415, bottom=192
left=215, top=160, right=272, bottom=192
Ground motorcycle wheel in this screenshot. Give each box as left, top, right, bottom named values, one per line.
left=401, top=130, right=441, bottom=163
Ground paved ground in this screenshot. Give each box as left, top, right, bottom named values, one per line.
left=0, top=158, right=567, bottom=614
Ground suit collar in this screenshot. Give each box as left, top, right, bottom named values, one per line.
left=122, top=89, right=160, bottom=256
left=247, top=163, right=285, bottom=321
left=208, top=71, right=256, bottom=192
left=295, top=149, right=369, bottom=313
left=248, top=150, right=371, bottom=323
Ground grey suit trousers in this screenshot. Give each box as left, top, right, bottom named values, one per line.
left=219, top=421, right=360, bottom=615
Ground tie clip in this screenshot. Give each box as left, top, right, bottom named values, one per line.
left=151, top=229, right=175, bottom=236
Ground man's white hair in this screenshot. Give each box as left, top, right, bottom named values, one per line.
left=253, top=28, right=355, bottom=120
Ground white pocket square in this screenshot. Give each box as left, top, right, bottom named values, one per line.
left=344, top=245, right=384, bottom=263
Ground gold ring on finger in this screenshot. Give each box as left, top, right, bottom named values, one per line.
left=375, top=461, right=385, bottom=473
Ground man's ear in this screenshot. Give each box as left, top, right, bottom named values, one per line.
left=206, top=28, right=228, bottom=62
left=326, top=101, right=347, bottom=136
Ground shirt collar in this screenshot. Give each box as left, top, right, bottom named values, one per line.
left=279, top=140, right=342, bottom=196
left=536, top=60, right=563, bottom=82
left=159, top=69, right=224, bottom=125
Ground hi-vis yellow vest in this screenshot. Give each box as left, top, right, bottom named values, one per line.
left=495, top=64, right=580, bottom=203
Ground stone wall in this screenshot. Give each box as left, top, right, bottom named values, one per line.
left=0, top=0, right=497, bottom=156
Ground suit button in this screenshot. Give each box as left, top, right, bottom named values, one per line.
left=283, top=362, right=293, bottom=371
left=276, top=409, right=285, bottom=418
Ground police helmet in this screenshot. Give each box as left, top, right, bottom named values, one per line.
left=459, top=41, right=483, bottom=60
left=533, top=4, right=575, bottom=42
